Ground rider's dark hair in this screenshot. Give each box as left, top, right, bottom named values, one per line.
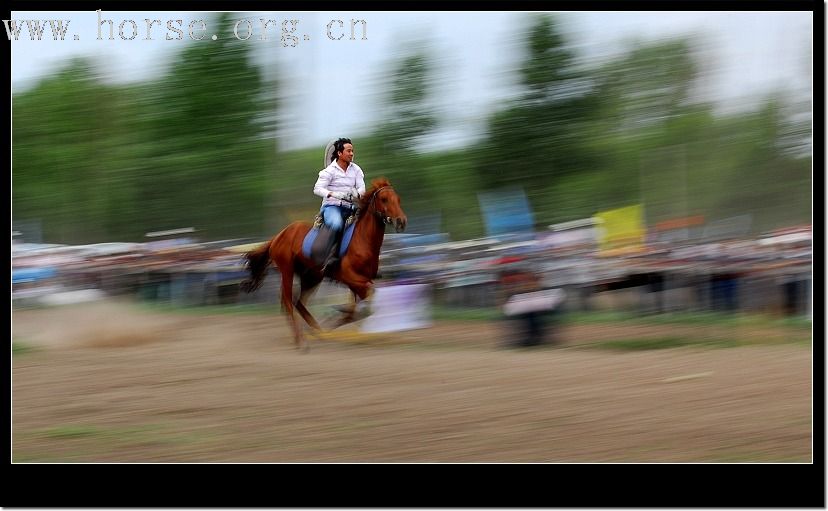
left=332, top=138, right=352, bottom=162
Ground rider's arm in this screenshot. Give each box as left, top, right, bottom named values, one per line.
left=314, top=168, right=334, bottom=198
left=355, top=166, right=366, bottom=196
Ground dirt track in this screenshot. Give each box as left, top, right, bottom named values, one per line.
left=12, top=300, right=812, bottom=462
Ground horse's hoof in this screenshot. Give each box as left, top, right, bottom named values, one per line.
left=352, top=308, right=372, bottom=321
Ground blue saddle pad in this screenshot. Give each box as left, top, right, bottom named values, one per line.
left=301, top=221, right=356, bottom=261
left=301, top=228, right=319, bottom=260
left=339, top=221, right=356, bottom=257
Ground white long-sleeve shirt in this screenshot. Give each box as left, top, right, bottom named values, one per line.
left=313, top=159, right=366, bottom=208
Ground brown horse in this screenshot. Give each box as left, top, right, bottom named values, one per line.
left=240, top=177, right=407, bottom=349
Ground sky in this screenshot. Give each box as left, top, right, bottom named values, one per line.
left=9, top=10, right=813, bottom=151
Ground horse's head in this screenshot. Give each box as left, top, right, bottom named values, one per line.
left=360, top=178, right=407, bottom=233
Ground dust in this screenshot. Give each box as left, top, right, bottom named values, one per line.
left=12, top=300, right=194, bottom=349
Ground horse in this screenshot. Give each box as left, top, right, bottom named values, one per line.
left=239, top=177, right=407, bottom=350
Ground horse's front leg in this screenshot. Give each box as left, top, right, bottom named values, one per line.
left=333, top=281, right=374, bottom=328
left=351, top=286, right=375, bottom=320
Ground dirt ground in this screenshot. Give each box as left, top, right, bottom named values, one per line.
left=12, top=300, right=812, bottom=462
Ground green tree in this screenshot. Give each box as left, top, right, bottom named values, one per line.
left=13, top=14, right=279, bottom=243
left=475, top=15, right=602, bottom=225
left=136, top=13, right=276, bottom=239
left=375, top=45, right=438, bottom=154
left=593, top=38, right=698, bottom=133
left=364, top=44, right=441, bottom=228
left=13, top=58, right=122, bottom=243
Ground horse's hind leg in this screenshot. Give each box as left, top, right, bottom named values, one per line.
left=295, top=274, right=322, bottom=332
left=279, top=266, right=306, bottom=351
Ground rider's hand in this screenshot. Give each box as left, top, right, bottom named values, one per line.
left=330, top=191, right=348, bottom=200
left=349, top=188, right=361, bottom=200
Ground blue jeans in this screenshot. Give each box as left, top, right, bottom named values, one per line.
left=322, top=205, right=353, bottom=232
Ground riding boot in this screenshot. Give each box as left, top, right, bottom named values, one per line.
left=320, top=242, right=340, bottom=274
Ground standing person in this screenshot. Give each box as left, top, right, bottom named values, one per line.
left=313, top=137, right=366, bottom=272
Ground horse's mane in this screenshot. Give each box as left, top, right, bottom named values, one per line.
left=358, top=177, right=393, bottom=211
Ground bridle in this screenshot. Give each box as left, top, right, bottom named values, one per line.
left=365, top=185, right=397, bottom=225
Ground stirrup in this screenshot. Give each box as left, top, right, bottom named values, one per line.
left=321, top=257, right=339, bottom=274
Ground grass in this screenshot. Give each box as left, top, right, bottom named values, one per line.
left=431, top=306, right=504, bottom=322
left=430, top=305, right=812, bottom=330
left=136, top=302, right=277, bottom=316
left=15, top=423, right=212, bottom=462
left=563, top=310, right=812, bottom=329
left=39, top=425, right=105, bottom=439
left=97, top=301, right=814, bottom=353
left=128, top=299, right=813, bottom=333
left=583, top=335, right=810, bottom=351
left=12, top=340, right=37, bottom=356
left=583, top=336, right=738, bottom=351
left=29, top=423, right=201, bottom=446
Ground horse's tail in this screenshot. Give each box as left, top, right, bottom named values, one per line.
left=240, top=238, right=273, bottom=293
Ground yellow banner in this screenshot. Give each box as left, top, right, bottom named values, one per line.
left=593, top=204, right=645, bottom=254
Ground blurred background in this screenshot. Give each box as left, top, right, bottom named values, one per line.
left=12, top=11, right=813, bottom=320
left=11, top=10, right=814, bottom=465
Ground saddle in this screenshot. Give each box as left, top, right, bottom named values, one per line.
left=301, top=211, right=358, bottom=268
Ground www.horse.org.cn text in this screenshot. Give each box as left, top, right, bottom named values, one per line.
left=3, top=10, right=368, bottom=46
